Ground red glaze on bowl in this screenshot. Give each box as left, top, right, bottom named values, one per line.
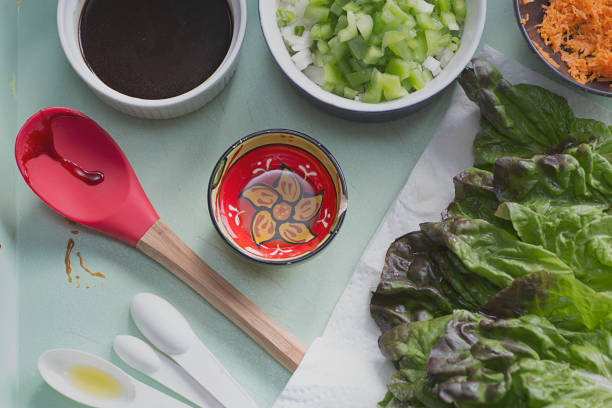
left=208, top=130, right=347, bottom=264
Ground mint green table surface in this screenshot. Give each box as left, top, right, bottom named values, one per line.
left=1, top=1, right=612, bottom=407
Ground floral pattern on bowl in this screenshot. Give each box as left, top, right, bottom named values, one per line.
left=208, top=130, right=347, bottom=264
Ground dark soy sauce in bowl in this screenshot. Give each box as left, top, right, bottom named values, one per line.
left=79, top=0, right=233, bottom=100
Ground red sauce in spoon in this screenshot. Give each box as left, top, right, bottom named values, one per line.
left=20, top=114, right=104, bottom=186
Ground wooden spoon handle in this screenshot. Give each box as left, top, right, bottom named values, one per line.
left=136, top=219, right=306, bottom=372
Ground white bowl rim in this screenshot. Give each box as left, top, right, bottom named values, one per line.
left=259, top=0, right=486, bottom=114
left=57, top=0, right=247, bottom=109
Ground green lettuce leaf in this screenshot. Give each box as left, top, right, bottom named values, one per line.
left=444, top=167, right=513, bottom=231
left=421, top=218, right=572, bottom=288
left=371, top=216, right=576, bottom=332
left=494, top=153, right=597, bottom=206
left=370, top=232, right=499, bottom=332
left=373, top=58, right=612, bottom=407
left=496, top=203, right=612, bottom=290
left=472, top=117, right=543, bottom=170
left=458, top=59, right=612, bottom=169
left=449, top=144, right=612, bottom=224
left=381, top=310, right=612, bottom=407
left=481, top=271, right=612, bottom=331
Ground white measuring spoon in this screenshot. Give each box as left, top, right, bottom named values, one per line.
left=130, top=293, right=258, bottom=408
left=38, top=349, right=191, bottom=408
left=113, top=335, right=222, bottom=408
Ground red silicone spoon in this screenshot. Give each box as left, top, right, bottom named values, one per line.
left=15, top=107, right=306, bottom=372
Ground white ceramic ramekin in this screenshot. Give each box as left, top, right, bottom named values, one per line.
left=57, top=0, right=247, bottom=119
left=259, top=0, right=486, bottom=121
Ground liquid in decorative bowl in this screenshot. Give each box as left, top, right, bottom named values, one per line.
left=208, top=130, right=348, bottom=265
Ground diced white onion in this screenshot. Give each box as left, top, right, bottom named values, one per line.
left=412, top=0, right=434, bottom=14
left=447, top=21, right=459, bottom=31
left=438, top=46, right=455, bottom=68
left=423, top=56, right=442, bottom=76
left=303, top=65, right=325, bottom=85
left=291, top=36, right=314, bottom=52
left=292, top=49, right=313, bottom=71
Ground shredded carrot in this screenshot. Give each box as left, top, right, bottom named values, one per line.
left=539, top=0, right=612, bottom=84
left=521, top=13, right=530, bottom=24
left=521, top=0, right=535, bottom=4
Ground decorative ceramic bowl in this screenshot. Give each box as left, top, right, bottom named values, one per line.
left=259, top=0, right=486, bottom=121
left=208, top=130, right=348, bottom=265
left=514, top=0, right=612, bottom=97
left=57, top=0, right=247, bottom=119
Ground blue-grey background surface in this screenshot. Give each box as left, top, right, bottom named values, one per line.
left=1, top=1, right=611, bottom=407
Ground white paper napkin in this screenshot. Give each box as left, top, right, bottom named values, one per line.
left=273, top=45, right=612, bottom=408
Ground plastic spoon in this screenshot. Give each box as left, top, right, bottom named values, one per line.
left=113, top=335, right=222, bottom=408
left=14, top=107, right=306, bottom=372
left=38, top=349, right=191, bottom=408
left=130, top=293, right=258, bottom=408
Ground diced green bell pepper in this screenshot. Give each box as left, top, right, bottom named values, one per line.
left=343, top=86, right=360, bottom=99
left=294, top=25, right=305, bottom=36
left=277, top=9, right=296, bottom=27
left=405, top=31, right=427, bottom=62
left=311, top=23, right=335, bottom=40
left=381, top=73, right=408, bottom=100
left=425, top=29, right=450, bottom=55
left=317, top=39, right=331, bottom=54
left=348, top=36, right=369, bottom=59
left=346, top=68, right=372, bottom=87
left=304, top=4, right=330, bottom=23
left=382, top=30, right=408, bottom=49
left=363, top=45, right=385, bottom=64
left=323, top=62, right=343, bottom=84
left=453, top=0, right=466, bottom=22
left=388, top=39, right=414, bottom=60
left=416, top=13, right=444, bottom=30
left=441, top=12, right=459, bottom=30
left=363, top=68, right=384, bottom=103
left=385, top=58, right=417, bottom=80
left=342, top=1, right=361, bottom=13
left=338, top=11, right=358, bottom=42
left=407, top=67, right=426, bottom=89
left=355, top=13, right=374, bottom=39
left=328, top=36, right=350, bottom=60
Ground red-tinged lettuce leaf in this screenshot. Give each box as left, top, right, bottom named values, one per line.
left=377, top=390, right=423, bottom=408
left=373, top=59, right=612, bottom=407
left=444, top=167, right=513, bottom=232
left=378, top=315, right=453, bottom=407
left=380, top=309, right=612, bottom=407
left=431, top=313, right=612, bottom=407
left=459, top=59, right=574, bottom=156
left=371, top=217, right=575, bottom=333
left=493, top=150, right=612, bottom=208
left=449, top=145, right=612, bottom=232
left=370, top=232, right=500, bottom=332
left=459, top=59, right=612, bottom=169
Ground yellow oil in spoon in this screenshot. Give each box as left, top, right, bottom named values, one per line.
left=68, top=365, right=123, bottom=399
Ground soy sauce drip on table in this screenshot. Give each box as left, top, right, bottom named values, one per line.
left=77, top=252, right=107, bottom=279
left=65, top=238, right=75, bottom=283
left=19, top=114, right=104, bottom=186
left=79, top=0, right=233, bottom=100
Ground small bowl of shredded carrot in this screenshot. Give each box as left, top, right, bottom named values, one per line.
left=514, top=0, right=612, bottom=97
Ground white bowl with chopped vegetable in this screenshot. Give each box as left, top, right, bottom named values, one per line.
left=259, top=0, right=486, bottom=121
